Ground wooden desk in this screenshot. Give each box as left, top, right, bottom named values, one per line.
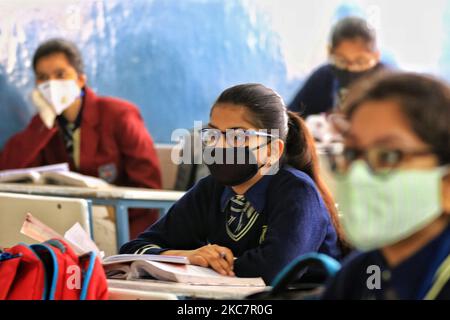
left=107, top=279, right=268, bottom=300
left=0, top=183, right=184, bottom=247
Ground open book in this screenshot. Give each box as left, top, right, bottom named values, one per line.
left=103, top=254, right=266, bottom=287
left=103, top=254, right=189, bottom=280
left=0, top=163, right=109, bottom=188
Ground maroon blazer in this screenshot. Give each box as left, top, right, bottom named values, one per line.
left=0, top=87, right=162, bottom=190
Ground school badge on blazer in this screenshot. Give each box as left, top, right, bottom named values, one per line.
left=98, top=163, right=117, bottom=183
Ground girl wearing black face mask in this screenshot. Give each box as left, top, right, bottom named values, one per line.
left=120, top=84, right=344, bottom=284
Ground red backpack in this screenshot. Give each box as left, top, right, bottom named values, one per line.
left=0, top=239, right=108, bottom=300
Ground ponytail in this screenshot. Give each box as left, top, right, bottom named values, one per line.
left=285, top=111, right=347, bottom=249
left=285, top=111, right=314, bottom=177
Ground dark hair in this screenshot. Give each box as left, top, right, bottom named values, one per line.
left=343, top=72, right=450, bottom=165
left=32, top=38, right=84, bottom=74
left=213, top=83, right=345, bottom=242
left=330, top=16, right=376, bottom=50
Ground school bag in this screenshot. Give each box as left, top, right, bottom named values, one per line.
left=0, top=238, right=108, bottom=300
left=246, top=253, right=341, bottom=300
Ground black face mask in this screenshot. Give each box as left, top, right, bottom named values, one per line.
left=203, top=146, right=265, bottom=186
left=332, top=63, right=382, bottom=105
left=332, top=66, right=376, bottom=89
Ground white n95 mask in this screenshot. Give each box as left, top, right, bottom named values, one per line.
left=335, top=160, right=446, bottom=251
left=36, top=79, right=81, bottom=115
left=31, top=89, right=56, bottom=129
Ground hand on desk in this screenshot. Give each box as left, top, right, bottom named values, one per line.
left=162, top=244, right=235, bottom=276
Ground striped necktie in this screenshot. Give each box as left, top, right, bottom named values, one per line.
left=63, top=123, right=76, bottom=159
left=226, top=195, right=259, bottom=242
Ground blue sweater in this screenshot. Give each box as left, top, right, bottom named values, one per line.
left=120, top=166, right=341, bottom=284
left=322, top=222, right=450, bottom=300
left=289, top=64, right=336, bottom=117
left=288, top=63, right=387, bottom=117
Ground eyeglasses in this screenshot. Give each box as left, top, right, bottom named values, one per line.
left=329, top=55, right=377, bottom=72
left=326, top=146, right=434, bottom=174
left=200, top=128, right=277, bottom=148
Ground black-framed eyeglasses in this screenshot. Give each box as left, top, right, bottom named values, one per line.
left=200, top=128, right=277, bottom=148
left=329, top=55, right=377, bottom=72
left=326, top=146, right=435, bottom=174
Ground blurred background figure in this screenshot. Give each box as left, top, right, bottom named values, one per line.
left=289, top=16, right=386, bottom=118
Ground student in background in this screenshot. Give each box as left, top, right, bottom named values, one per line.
left=322, top=72, right=450, bottom=299
left=289, top=16, right=386, bottom=118
left=120, top=84, right=343, bottom=284
left=0, top=39, right=162, bottom=238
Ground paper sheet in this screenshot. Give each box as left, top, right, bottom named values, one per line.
left=64, top=222, right=104, bottom=258
left=20, top=213, right=104, bottom=258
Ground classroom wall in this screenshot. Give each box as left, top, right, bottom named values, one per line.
left=1, top=0, right=450, bottom=147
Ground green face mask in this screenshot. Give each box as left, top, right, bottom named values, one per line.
left=336, top=160, right=446, bottom=251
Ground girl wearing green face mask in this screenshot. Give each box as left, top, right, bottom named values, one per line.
left=322, top=72, right=450, bottom=300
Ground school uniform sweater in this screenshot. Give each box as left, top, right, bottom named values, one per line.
left=288, top=63, right=387, bottom=117
left=120, top=166, right=341, bottom=284
left=322, top=222, right=450, bottom=299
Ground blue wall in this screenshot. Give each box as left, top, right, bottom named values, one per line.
left=1, top=0, right=450, bottom=148
left=0, top=0, right=292, bottom=147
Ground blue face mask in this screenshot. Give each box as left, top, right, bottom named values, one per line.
left=335, top=160, right=447, bottom=251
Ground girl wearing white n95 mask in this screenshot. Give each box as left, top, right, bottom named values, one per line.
left=322, top=72, right=450, bottom=300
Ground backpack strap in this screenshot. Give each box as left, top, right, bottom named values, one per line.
left=30, top=244, right=59, bottom=300
left=270, top=253, right=341, bottom=296
left=44, top=239, right=82, bottom=300
left=424, top=254, right=450, bottom=300
left=79, top=251, right=98, bottom=300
